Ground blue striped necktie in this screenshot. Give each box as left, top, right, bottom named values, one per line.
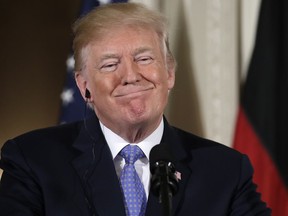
left=119, top=145, right=147, bottom=216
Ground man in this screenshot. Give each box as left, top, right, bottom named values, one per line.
left=0, top=3, right=270, bottom=216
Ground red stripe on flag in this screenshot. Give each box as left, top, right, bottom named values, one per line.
left=233, top=107, right=288, bottom=215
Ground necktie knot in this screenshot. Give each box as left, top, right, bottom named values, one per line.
left=120, top=145, right=145, bottom=165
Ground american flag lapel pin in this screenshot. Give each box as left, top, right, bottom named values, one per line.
left=175, top=171, right=181, bottom=181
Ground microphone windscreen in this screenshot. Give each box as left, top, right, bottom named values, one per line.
left=149, top=144, right=174, bottom=166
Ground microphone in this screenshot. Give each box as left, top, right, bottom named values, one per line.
left=149, top=144, right=179, bottom=216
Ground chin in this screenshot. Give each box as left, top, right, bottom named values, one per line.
left=126, top=110, right=160, bottom=125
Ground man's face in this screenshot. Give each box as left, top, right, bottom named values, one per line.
left=76, top=26, right=175, bottom=131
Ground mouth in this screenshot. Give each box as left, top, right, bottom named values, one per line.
left=114, top=86, right=154, bottom=98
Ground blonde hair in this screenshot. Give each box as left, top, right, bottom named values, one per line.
left=72, top=2, right=175, bottom=71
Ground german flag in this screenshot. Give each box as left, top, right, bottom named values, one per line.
left=233, top=0, right=288, bottom=215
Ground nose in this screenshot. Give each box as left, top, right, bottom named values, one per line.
left=120, top=59, right=141, bottom=85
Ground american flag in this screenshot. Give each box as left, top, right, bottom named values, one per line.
left=59, top=0, right=128, bottom=124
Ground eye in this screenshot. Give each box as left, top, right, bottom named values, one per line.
left=100, top=61, right=119, bottom=72
left=137, top=56, right=153, bottom=65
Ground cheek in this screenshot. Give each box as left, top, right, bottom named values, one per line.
left=90, top=74, right=119, bottom=94
left=144, top=65, right=169, bottom=84
left=153, top=71, right=172, bottom=88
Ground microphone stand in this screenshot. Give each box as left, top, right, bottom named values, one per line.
left=158, top=163, right=173, bottom=216
left=149, top=144, right=179, bottom=216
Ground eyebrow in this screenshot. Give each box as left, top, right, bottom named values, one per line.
left=97, top=46, right=154, bottom=63
left=132, top=47, right=154, bottom=56
left=99, top=53, right=120, bottom=62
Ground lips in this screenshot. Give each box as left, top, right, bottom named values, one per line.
left=113, top=85, right=154, bottom=97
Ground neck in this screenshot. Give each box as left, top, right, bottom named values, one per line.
left=103, top=117, right=162, bottom=143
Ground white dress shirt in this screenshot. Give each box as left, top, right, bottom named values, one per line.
left=99, top=119, right=164, bottom=198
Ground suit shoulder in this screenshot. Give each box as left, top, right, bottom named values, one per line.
left=5, top=121, right=83, bottom=150
left=172, top=126, right=243, bottom=158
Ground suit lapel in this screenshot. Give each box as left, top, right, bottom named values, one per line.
left=87, top=141, right=126, bottom=216
left=71, top=116, right=126, bottom=216
left=146, top=119, right=193, bottom=216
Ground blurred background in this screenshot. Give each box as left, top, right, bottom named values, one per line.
left=0, top=0, right=81, bottom=145
left=0, top=0, right=259, bottom=147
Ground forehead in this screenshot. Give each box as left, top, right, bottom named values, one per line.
left=87, top=26, right=163, bottom=56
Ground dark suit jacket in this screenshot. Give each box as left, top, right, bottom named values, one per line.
left=0, top=115, right=270, bottom=215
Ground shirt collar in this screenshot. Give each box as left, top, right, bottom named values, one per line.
left=100, top=119, right=164, bottom=160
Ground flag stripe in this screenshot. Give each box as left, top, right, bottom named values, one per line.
left=241, top=0, right=288, bottom=186
left=233, top=0, right=288, bottom=214
left=234, top=108, right=288, bottom=214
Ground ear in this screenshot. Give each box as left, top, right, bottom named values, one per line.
left=167, top=59, right=176, bottom=90
left=75, top=71, right=91, bottom=101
